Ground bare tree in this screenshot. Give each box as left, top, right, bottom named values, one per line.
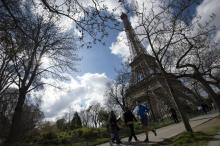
left=0, top=48, right=14, bottom=98
left=106, top=63, right=131, bottom=112
left=79, top=109, right=90, bottom=127
left=97, top=107, right=109, bottom=127
left=0, top=88, right=18, bottom=138
left=1, top=0, right=120, bottom=47
left=87, top=103, right=101, bottom=128
left=0, top=7, right=16, bottom=98
left=18, top=98, right=44, bottom=138
left=0, top=88, right=44, bottom=139
left=174, top=27, right=220, bottom=111
left=0, top=2, right=79, bottom=142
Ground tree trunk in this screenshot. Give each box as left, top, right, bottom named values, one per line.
left=7, top=89, right=26, bottom=143
left=196, top=76, right=220, bottom=112
left=164, top=74, right=193, bottom=132
left=155, top=58, right=193, bottom=132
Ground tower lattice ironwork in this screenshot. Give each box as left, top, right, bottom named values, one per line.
left=121, top=13, right=199, bottom=120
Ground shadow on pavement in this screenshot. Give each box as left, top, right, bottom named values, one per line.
left=111, top=141, right=159, bottom=146
left=210, top=138, right=220, bottom=141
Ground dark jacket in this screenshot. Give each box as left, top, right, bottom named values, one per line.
left=108, top=114, right=120, bottom=132
left=123, top=110, right=137, bottom=125
left=170, top=108, right=177, bottom=116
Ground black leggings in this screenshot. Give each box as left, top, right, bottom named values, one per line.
left=128, top=124, right=138, bottom=141
left=111, top=130, right=120, bottom=143
left=172, top=115, right=179, bottom=123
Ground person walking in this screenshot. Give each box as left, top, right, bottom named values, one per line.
left=108, top=111, right=122, bottom=145
left=201, top=103, right=209, bottom=114
left=137, top=102, right=157, bottom=143
left=170, top=108, right=179, bottom=123
left=123, top=107, right=139, bottom=143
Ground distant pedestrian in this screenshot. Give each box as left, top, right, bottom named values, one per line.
left=108, top=111, right=122, bottom=144
left=123, top=107, right=139, bottom=143
left=211, top=102, right=216, bottom=110
left=170, top=108, right=179, bottom=123
left=201, top=103, right=208, bottom=114
left=197, top=105, right=202, bottom=114
left=137, top=102, right=157, bottom=143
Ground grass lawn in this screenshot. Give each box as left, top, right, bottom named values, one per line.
left=153, top=115, right=220, bottom=146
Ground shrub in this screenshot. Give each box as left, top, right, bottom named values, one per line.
left=41, top=131, right=60, bottom=145
left=70, top=127, right=108, bottom=139
left=42, top=131, right=57, bottom=140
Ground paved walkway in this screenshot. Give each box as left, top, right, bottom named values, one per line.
left=98, top=113, right=219, bottom=146
left=208, top=132, right=220, bottom=146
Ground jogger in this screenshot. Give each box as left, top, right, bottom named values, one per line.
left=123, top=108, right=139, bottom=143
left=108, top=111, right=122, bottom=144
left=137, top=102, right=157, bottom=142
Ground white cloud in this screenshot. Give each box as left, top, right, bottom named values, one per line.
left=57, top=17, right=74, bottom=32
left=32, top=73, right=111, bottom=121
left=195, top=0, right=220, bottom=41
left=196, top=0, right=220, bottom=27
left=103, top=0, right=124, bottom=15
left=109, top=0, right=163, bottom=61
left=110, top=31, right=130, bottom=62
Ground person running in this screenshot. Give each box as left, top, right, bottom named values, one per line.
left=108, top=111, right=122, bottom=144
left=137, top=102, right=157, bottom=142
left=123, top=107, right=139, bottom=143
left=170, top=108, right=179, bottom=123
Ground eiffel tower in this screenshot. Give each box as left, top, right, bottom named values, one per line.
left=121, top=13, right=198, bottom=119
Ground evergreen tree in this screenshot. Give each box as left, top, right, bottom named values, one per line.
left=71, top=112, right=82, bottom=129
left=56, top=118, right=66, bottom=130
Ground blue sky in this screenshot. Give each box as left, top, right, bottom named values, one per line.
left=78, top=30, right=122, bottom=79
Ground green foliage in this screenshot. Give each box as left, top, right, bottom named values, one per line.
left=56, top=118, right=66, bottom=130
left=71, top=127, right=108, bottom=139
left=70, top=112, right=82, bottom=130
left=169, top=132, right=213, bottom=146
left=41, top=131, right=60, bottom=145
left=22, top=127, right=109, bottom=146
left=10, top=116, right=176, bottom=146
left=42, top=131, right=57, bottom=140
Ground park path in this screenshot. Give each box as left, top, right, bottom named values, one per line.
left=208, top=132, right=220, bottom=146
left=98, top=112, right=219, bottom=146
